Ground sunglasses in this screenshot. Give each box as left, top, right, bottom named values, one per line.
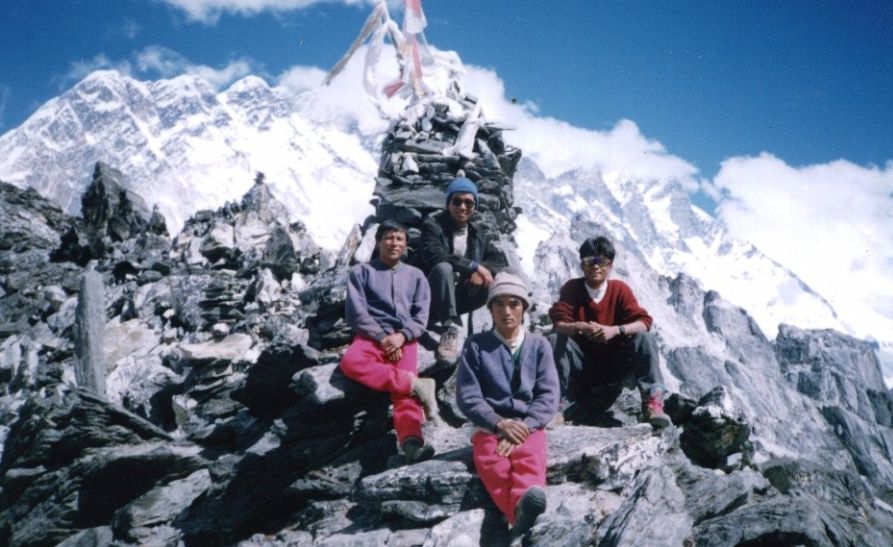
left=450, top=197, right=476, bottom=209
left=581, top=256, right=612, bottom=268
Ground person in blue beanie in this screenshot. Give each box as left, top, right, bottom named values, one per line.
left=418, top=176, right=507, bottom=362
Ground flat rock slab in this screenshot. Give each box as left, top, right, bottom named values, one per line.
left=357, top=425, right=664, bottom=515
left=180, top=333, right=256, bottom=362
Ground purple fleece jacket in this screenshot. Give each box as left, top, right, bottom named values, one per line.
left=345, top=258, right=430, bottom=342
left=456, top=330, right=560, bottom=432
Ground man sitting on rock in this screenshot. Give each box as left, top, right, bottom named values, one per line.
left=340, top=220, right=440, bottom=463
left=456, top=272, right=559, bottom=536
left=419, top=176, right=507, bottom=362
left=548, top=236, right=671, bottom=428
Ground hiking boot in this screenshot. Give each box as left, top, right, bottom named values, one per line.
left=644, top=392, right=672, bottom=429
left=513, top=486, right=547, bottom=536
left=411, top=376, right=440, bottom=422
left=402, top=437, right=435, bottom=464
left=435, top=324, right=463, bottom=363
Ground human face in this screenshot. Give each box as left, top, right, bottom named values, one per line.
left=489, top=295, right=525, bottom=337
left=448, top=192, right=476, bottom=227
left=581, top=255, right=612, bottom=288
left=377, top=229, right=407, bottom=267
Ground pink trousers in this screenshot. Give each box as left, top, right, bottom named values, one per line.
left=339, top=336, right=423, bottom=444
left=472, top=429, right=547, bottom=524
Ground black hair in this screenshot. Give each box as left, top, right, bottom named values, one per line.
left=375, top=219, right=408, bottom=242
left=578, top=236, right=616, bottom=260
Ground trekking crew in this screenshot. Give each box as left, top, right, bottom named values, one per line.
left=339, top=177, right=670, bottom=529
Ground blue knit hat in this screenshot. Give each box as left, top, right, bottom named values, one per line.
left=445, top=177, right=478, bottom=206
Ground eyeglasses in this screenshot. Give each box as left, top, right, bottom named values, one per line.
left=581, top=256, right=612, bottom=269
left=450, top=197, right=476, bottom=209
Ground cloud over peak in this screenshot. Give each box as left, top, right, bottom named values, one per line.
left=160, top=0, right=367, bottom=24
left=713, top=152, right=893, bottom=333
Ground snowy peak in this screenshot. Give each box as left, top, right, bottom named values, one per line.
left=514, top=159, right=846, bottom=347
left=0, top=70, right=379, bottom=249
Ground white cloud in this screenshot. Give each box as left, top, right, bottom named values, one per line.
left=275, top=47, right=395, bottom=135
left=276, top=44, right=699, bottom=188
left=712, top=153, right=893, bottom=337
left=61, top=54, right=133, bottom=88
left=277, top=65, right=327, bottom=94
left=160, top=0, right=367, bottom=24
left=106, top=18, right=142, bottom=40
left=136, top=45, right=254, bottom=89
left=462, top=65, right=700, bottom=188
left=121, top=18, right=142, bottom=39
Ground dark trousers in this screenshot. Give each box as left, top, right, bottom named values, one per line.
left=548, top=331, right=664, bottom=401
left=427, top=262, right=488, bottom=327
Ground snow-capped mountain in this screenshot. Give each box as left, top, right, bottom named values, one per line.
left=514, top=158, right=842, bottom=337
left=0, top=69, right=889, bottom=378
left=0, top=70, right=379, bottom=250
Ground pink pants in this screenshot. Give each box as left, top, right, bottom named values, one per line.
left=339, top=336, right=423, bottom=444
left=472, top=429, right=547, bottom=524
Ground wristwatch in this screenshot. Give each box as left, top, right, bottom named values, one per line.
left=618, top=325, right=626, bottom=337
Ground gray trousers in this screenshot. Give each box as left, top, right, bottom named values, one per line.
left=426, top=262, right=488, bottom=327
left=547, top=331, right=664, bottom=401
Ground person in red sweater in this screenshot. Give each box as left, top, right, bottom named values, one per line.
left=548, top=236, right=671, bottom=428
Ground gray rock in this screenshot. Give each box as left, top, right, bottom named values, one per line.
left=253, top=268, right=282, bottom=307
left=422, top=509, right=510, bottom=547
left=777, top=323, right=892, bottom=426
left=201, top=220, right=236, bottom=262
left=81, top=162, right=150, bottom=244
left=703, top=291, right=774, bottom=366
left=263, top=225, right=298, bottom=279
left=680, top=386, right=752, bottom=470
left=55, top=526, right=115, bottom=547
left=526, top=483, right=618, bottom=546
left=74, top=270, right=107, bottom=398
left=113, top=468, right=212, bottom=543
left=820, top=405, right=893, bottom=495
left=179, top=333, right=255, bottom=363
left=596, top=466, right=694, bottom=547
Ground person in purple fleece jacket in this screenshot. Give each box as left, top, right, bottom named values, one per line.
left=340, top=220, right=440, bottom=464
left=456, top=272, right=559, bottom=536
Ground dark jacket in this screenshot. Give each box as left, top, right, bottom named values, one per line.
left=418, top=210, right=507, bottom=277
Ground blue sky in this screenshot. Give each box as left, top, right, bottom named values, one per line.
left=2, top=0, right=892, bottom=202
left=2, top=0, right=892, bottom=342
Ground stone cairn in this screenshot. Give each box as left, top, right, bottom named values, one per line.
left=369, top=97, right=522, bottom=259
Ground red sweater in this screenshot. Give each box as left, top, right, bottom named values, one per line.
left=548, top=278, right=653, bottom=338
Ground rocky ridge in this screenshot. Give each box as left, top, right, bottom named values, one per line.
left=1, top=90, right=893, bottom=547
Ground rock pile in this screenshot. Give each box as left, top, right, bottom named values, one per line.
left=370, top=95, right=521, bottom=262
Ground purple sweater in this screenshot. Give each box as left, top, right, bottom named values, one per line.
left=345, top=258, right=430, bottom=342
left=456, top=330, right=560, bottom=432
